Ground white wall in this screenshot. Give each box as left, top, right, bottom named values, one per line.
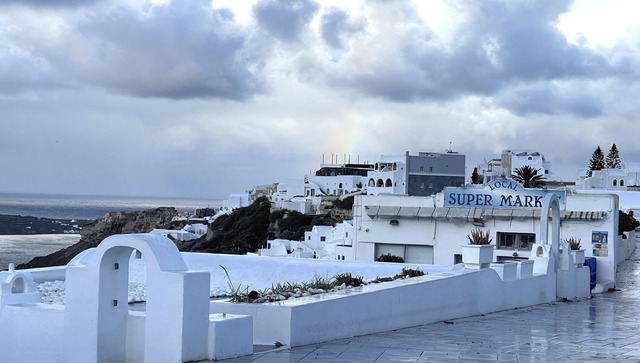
left=210, top=263, right=556, bottom=347
left=0, top=304, right=64, bottom=362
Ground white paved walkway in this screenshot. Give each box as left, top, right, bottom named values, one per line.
left=218, top=244, right=640, bottom=362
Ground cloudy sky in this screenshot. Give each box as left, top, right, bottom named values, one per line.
left=1, top=0, right=639, bottom=199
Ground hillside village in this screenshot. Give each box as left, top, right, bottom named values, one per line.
left=172, top=148, right=640, bottom=270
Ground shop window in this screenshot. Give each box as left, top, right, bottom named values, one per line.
left=497, top=232, right=535, bottom=250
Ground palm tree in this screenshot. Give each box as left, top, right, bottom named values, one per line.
left=511, top=165, right=547, bottom=188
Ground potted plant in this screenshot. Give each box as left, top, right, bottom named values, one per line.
left=461, top=228, right=494, bottom=269
left=565, top=237, right=585, bottom=267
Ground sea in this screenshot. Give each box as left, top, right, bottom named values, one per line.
left=0, top=192, right=222, bottom=270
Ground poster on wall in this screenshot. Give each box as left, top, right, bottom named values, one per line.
left=592, top=231, right=609, bottom=257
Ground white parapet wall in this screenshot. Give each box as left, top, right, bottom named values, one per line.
left=0, top=304, right=65, bottom=362
left=0, top=234, right=255, bottom=363
left=210, top=263, right=558, bottom=347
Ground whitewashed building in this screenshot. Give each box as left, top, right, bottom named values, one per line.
left=481, top=149, right=554, bottom=182
left=223, top=192, right=251, bottom=210
left=577, top=162, right=640, bottom=190
left=353, top=179, right=628, bottom=291
left=257, top=222, right=355, bottom=260
left=367, top=151, right=465, bottom=196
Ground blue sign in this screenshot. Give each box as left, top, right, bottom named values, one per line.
left=444, top=179, right=566, bottom=209
left=591, top=231, right=608, bottom=244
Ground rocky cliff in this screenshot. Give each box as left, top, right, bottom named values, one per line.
left=18, top=197, right=348, bottom=268
left=178, top=197, right=338, bottom=254
left=17, top=207, right=177, bottom=269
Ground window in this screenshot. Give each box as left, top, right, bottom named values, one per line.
left=345, top=232, right=348, bottom=237
left=497, top=232, right=535, bottom=250
left=613, top=180, right=617, bottom=186
left=420, top=182, right=425, bottom=188
left=454, top=254, right=462, bottom=264
left=339, top=183, right=343, bottom=188
left=420, top=166, right=424, bottom=171
left=621, top=179, right=625, bottom=186
left=320, top=236, right=326, bottom=242
left=429, top=166, right=433, bottom=172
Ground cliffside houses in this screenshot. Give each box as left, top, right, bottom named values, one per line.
left=577, top=162, right=640, bottom=191
left=252, top=148, right=640, bottom=295
left=150, top=223, right=208, bottom=242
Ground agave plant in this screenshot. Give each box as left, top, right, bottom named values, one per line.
left=467, top=228, right=493, bottom=245
left=565, top=237, right=582, bottom=250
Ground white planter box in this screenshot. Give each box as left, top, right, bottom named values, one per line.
left=517, top=260, right=534, bottom=278
left=491, top=262, right=518, bottom=281
left=461, top=244, right=494, bottom=270
left=571, top=250, right=585, bottom=267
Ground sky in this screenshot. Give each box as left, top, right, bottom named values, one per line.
left=1, top=0, right=640, bottom=199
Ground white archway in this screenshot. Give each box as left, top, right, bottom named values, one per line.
left=539, top=193, right=561, bottom=260
left=63, top=234, right=210, bottom=363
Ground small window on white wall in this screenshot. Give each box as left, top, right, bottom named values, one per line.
left=613, top=180, right=617, bottom=186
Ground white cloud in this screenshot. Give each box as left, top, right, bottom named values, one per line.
left=0, top=0, right=639, bottom=198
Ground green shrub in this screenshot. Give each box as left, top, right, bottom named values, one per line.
left=333, top=272, right=364, bottom=287
left=376, top=253, right=405, bottom=263
left=395, top=268, right=425, bottom=278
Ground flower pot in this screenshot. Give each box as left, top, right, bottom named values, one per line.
left=461, top=244, right=494, bottom=270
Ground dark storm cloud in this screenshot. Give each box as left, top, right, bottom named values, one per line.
left=499, top=82, right=604, bottom=118
left=0, top=0, right=103, bottom=7
left=327, top=0, right=629, bottom=116
left=253, top=0, right=319, bottom=42
left=0, top=49, right=68, bottom=95
left=66, top=1, right=266, bottom=100
left=0, top=0, right=266, bottom=101
left=320, top=8, right=366, bottom=50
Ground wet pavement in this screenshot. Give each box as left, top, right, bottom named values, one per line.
left=219, top=244, right=640, bottom=362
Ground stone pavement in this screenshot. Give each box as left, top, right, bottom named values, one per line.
left=220, top=245, right=640, bottom=362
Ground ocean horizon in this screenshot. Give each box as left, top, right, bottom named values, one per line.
left=0, top=192, right=223, bottom=220
left=0, top=193, right=224, bottom=270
